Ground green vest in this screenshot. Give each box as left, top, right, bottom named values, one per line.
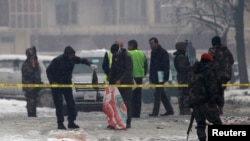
left=128, top=50, right=146, bottom=78
left=104, top=50, right=112, bottom=83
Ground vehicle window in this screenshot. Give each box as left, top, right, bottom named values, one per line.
left=43, top=60, right=52, bottom=68
left=73, top=57, right=104, bottom=74
left=14, top=60, right=24, bottom=71
left=0, top=60, right=14, bottom=70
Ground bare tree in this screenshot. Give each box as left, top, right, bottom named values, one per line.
left=171, top=0, right=249, bottom=84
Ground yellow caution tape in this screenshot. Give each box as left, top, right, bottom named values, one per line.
left=0, top=83, right=249, bottom=88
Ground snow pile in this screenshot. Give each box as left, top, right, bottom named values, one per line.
left=225, top=89, right=250, bottom=105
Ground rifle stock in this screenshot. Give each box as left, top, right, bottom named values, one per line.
left=186, top=110, right=195, bottom=141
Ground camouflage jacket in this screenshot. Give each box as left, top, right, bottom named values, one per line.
left=208, top=45, right=234, bottom=83
left=189, top=62, right=222, bottom=105
left=173, top=50, right=191, bottom=84
left=21, top=59, right=42, bottom=92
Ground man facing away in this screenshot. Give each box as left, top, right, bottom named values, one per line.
left=208, top=36, right=234, bottom=114
left=46, top=46, right=97, bottom=130
left=127, top=40, right=148, bottom=118
left=148, top=37, right=174, bottom=117
left=189, top=53, right=222, bottom=141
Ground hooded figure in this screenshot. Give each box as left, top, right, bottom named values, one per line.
left=21, top=46, right=42, bottom=117
left=64, top=46, right=75, bottom=56
left=46, top=46, right=94, bottom=130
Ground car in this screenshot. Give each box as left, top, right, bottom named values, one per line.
left=70, top=49, right=107, bottom=112
left=0, top=54, right=55, bottom=107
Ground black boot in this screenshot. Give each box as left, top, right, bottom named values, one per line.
left=68, top=121, right=80, bottom=129
left=198, top=137, right=206, bottom=141
left=27, top=109, right=37, bottom=117
left=126, top=118, right=131, bottom=128
left=58, top=123, right=66, bottom=130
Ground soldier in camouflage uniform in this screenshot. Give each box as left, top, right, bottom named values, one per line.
left=173, top=42, right=191, bottom=115
left=21, top=46, right=42, bottom=117
left=208, top=36, right=234, bottom=114
left=189, top=53, right=222, bottom=141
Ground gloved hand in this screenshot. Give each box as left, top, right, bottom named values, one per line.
left=90, top=64, right=98, bottom=69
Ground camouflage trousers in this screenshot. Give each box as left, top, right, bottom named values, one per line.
left=216, top=89, right=225, bottom=115
left=25, top=90, right=38, bottom=117
left=178, top=87, right=191, bottom=115
left=193, top=103, right=222, bottom=141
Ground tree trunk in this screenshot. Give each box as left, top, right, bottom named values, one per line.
left=234, top=0, right=249, bottom=86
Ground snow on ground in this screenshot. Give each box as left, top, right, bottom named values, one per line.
left=0, top=88, right=250, bottom=141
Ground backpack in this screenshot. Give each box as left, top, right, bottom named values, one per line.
left=188, top=67, right=223, bottom=105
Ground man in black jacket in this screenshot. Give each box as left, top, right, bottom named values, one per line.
left=109, top=43, right=133, bottom=128
left=46, top=46, right=97, bottom=130
left=148, top=37, right=174, bottom=117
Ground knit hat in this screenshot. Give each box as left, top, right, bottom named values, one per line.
left=201, top=53, right=213, bottom=62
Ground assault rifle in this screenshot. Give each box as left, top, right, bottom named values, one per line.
left=186, top=110, right=195, bottom=141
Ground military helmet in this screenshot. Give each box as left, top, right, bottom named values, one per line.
left=175, top=42, right=187, bottom=51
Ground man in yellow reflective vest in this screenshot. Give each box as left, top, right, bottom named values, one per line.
left=128, top=40, right=148, bottom=118
left=102, top=49, right=112, bottom=83
left=102, top=39, right=124, bottom=83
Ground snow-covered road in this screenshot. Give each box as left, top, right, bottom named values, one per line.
left=0, top=88, right=250, bottom=141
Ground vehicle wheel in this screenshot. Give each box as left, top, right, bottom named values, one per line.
left=37, top=89, right=54, bottom=108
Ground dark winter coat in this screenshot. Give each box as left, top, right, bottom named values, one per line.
left=149, top=45, right=169, bottom=84
left=109, top=49, right=133, bottom=85
left=46, top=54, right=91, bottom=84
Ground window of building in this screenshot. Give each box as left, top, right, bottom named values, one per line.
left=102, top=0, right=115, bottom=24
left=55, top=0, right=78, bottom=25
left=9, top=0, right=42, bottom=29
left=119, top=0, right=147, bottom=24
left=0, top=0, right=9, bottom=26
left=154, top=0, right=177, bottom=24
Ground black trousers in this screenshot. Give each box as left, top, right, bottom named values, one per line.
left=132, top=78, right=143, bottom=117
left=51, top=88, right=77, bottom=124
left=152, top=87, right=174, bottom=115
left=118, top=87, right=132, bottom=123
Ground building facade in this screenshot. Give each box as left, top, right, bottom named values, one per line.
left=0, top=0, right=249, bottom=66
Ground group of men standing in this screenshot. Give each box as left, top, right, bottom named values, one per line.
left=101, top=36, right=234, bottom=141
left=21, top=35, right=234, bottom=141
